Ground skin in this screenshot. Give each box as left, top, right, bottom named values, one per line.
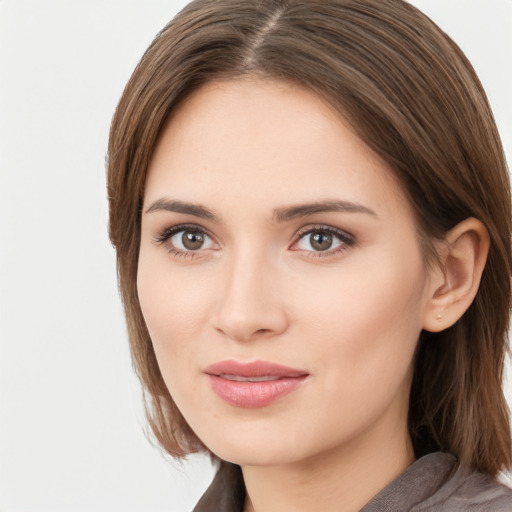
left=137, top=79, right=487, bottom=512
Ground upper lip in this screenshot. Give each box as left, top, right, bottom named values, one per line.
left=205, top=360, right=309, bottom=378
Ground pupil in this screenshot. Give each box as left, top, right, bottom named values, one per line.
left=311, top=232, right=332, bottom=251
left=182, top=231, right=204, bottom=250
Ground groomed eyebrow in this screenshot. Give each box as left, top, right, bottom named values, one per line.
left=144, top=199, right=220, bottom=221
left=272, top=200, right=377, bottom=223
left=144, top=198, right=376, bottom=223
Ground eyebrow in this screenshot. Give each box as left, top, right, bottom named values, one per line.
left=144, top=198, right=377, bottom=222
left=272, top=200, right=377, bottom=223
left=145, top=199, right=220, bottom=221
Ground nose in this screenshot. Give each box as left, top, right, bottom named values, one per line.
left=214, top=249, right=289, bottom=342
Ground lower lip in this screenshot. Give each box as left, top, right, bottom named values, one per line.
left=207, top=375, right=307, bottom=408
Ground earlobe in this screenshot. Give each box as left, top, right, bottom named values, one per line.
left=422, top=218, right=490, bottom=333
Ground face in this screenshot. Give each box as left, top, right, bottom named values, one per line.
left=138, top=79, right=435, bottom=467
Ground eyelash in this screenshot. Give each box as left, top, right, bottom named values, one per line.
left=293, top=225, right=356, bottom=258
left=154, top=223, right=356, bottom=259
left=154, top=224, right=215, bottom=259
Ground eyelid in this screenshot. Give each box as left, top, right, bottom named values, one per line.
left=154, top=223, right=215, bottom=244
left=154, top=223, right=220, bottom=258
left=153, top=222, right=355, bottom=259
left=294, top=223, right=354, bottom=239
left=290, top=224, right=356, bottom=256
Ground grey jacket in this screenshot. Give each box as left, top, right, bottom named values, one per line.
left=193, top=452, right=512, bottom=511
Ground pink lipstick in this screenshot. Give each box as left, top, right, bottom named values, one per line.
left=204, top=360, right=308, bottom=408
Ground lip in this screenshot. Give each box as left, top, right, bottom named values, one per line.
left=204, top=360, right=309, bottom=408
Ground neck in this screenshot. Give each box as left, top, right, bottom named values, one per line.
left=242, top=412, right=414, bottom=512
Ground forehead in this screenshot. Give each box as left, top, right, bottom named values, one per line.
left=144, top=78, right=410, bottom=220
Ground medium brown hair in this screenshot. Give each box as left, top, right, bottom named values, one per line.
left=107, top=0, right=511, bottom=476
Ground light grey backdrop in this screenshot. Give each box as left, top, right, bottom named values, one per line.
left=0, top=1, right=510, bottom=511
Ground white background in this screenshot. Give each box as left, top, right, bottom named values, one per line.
left=0, top=1, right=510, bottom=511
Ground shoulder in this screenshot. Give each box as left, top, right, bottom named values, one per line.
left=362, top=452, right=512, bottom=512
left=193, top=462, right=245, bottom=512
left=415, top=462, right=512, bottom=511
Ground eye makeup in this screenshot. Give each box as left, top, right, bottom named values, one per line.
left=153, top=221, right=357, bottom=261
left=291, top=224, right=356, bottom=258
left=154, top=223, right=218, bottom=259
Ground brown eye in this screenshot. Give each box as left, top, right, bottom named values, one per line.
left=166, top=227, right=216, bottom=253
left=293, top=227, right=353, bottom=255
left=310, top=232, right=333, bottom=251
left=182, top=231, right=205, bottom=250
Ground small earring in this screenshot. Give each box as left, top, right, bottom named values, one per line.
left=436, top=314, right=442, bottom=321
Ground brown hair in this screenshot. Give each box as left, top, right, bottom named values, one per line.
left=107, top=0, right=511, bottom=476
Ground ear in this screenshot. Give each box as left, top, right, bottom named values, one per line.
left=422, top=218, right=490, bottom=333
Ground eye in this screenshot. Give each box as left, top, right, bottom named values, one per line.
left=155, top=225, right=217, bottom=256
left=292, top=226, right=355, bottom=256
left=171, top=229, right=214, bottom=251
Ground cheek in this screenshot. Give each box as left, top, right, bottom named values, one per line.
left=136, top=270, right=205, bottom=414
left=136, top=253, right=210, bottom=370
left=295, top=250, right=427, bottom=381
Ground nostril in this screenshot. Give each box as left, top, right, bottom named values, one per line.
left=255, top=328, right=272, bottom=335
left=215, top=324, right=283, bottom=342
left=213, top=284, right=290, bottom=341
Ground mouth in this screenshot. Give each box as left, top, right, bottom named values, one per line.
left=204, top=360, right=309, bottom=408
left=219, top=374, right=284, bottom=382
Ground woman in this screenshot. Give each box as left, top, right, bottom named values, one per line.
left=107, top=0, right=512, bottom=510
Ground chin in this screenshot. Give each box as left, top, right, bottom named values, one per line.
left=212, top=444, right=302, bottom=467
left=196, top=425, right=332, bottom=468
